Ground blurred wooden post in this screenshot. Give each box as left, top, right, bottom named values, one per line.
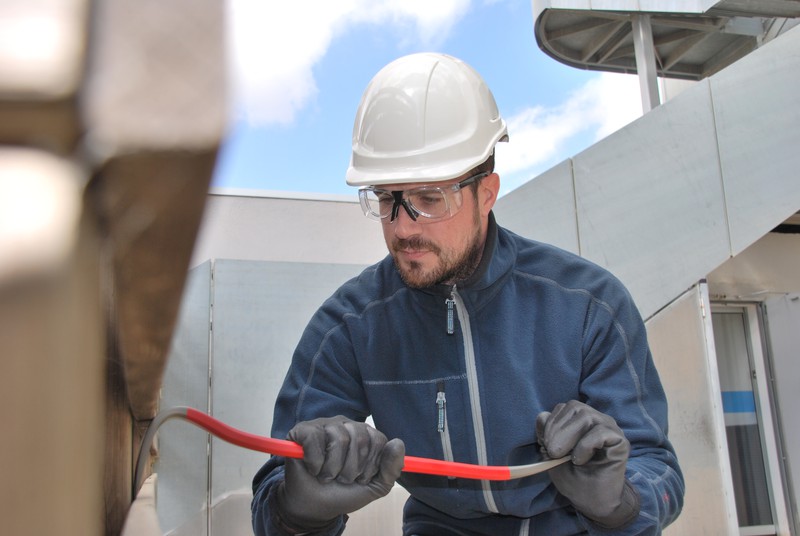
left=0, top=0, right=226, bottom=534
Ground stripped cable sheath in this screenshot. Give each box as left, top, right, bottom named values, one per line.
left=134, top=406, right=568, bottom=494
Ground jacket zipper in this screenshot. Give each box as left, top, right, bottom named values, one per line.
left=436, top=381, right=446, bottom=432
left=436, top=381, right=455, bottom=478
left=449, top=287, right=498, bottom=513
left=445, top=289, right=456, bottom=335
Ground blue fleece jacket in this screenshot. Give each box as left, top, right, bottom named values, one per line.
left=252, top=214, right=684, bottom=535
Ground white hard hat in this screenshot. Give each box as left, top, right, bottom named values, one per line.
left=346, top=52, right=508, bottom=187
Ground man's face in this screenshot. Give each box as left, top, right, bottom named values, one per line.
left=380, top=175, right=495, bottom=289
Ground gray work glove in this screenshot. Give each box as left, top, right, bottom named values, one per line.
left=536, top=400, right=640, bottom=529
left=272, top=416, right=405, bottom=534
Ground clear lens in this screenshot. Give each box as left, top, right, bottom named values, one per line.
left=406, top=188, right=450, bottom=218
left=358, top=172, right=486, bottom=223
left=360, top=186, right=452, bottom=222
left=359, top=189, right=392, bottom=220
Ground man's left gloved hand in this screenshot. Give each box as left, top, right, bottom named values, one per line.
left=536, top=400, right=640, bottom=529
left=272, top=416, right=405, bottom=534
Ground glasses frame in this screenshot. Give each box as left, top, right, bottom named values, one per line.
left=358, top=172, right=489, bottom=224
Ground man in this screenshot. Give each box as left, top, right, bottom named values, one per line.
left=252, top=52, right=684, bottom=535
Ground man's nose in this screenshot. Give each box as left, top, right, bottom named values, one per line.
left=388, top=204, right=422, bottom=238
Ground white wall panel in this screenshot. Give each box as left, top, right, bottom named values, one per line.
left=573, top=83, right=730, bottom=318
left=210, top=260, right=368, bottom=503
left=494, top=159, right=580, bottom=255
left=157, top=262, right=212, bottom=535
left=764, top=292, right=800, bottom=531
left=191, top=191, right=387, bottom=268
left=647, top=284, right=739, bottom=535
left=711, top=25, right=800, bottom=255
left=159, top=260, right=373, bottom=535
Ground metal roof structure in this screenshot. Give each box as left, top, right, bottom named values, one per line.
left=533, top=0, right=800, bottom=81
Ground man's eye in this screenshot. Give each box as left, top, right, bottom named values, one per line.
left=414, top=194, right=443, bottom=207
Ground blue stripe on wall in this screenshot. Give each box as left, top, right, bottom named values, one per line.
left=721, top=390, right=756, bottom=413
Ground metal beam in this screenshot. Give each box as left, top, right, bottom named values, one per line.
left=596, top=25, right=632, bottom=63
left=701, top=35, right=757, bottom=76
left=632, top=14, right=661, bottom=112
left=580, top=21, right=627, bottom=62
left=663, top=31, right=713, bottom=70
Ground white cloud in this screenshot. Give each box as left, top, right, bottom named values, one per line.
left=348, top=0, right=470, bottom=46
left=226, top=0, right=469, bottom=126
left=496, top=72, right=642, bottom=194
left=579, top=72, right=644, bottom=141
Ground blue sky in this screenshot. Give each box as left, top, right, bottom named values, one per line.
left=214, top=0, right=643, bottom=198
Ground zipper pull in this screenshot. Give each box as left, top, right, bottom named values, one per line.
left=436, top=381, right=446, bottom=433
left=445, top=289, right=455, bottom=335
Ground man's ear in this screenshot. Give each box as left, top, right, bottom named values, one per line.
left=478, top=173, right=500, bottom=217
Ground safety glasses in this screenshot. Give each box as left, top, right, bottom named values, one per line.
left=358, top=172, right=488, bottom=223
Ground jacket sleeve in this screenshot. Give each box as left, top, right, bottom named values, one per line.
left=251, top=457, right=347, bottom=536
left=250, top=297, right=369, bottom=536
left=579, top=285, right=685, bottom=535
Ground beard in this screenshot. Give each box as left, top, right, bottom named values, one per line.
left=391, top=211, right=485, bottom=289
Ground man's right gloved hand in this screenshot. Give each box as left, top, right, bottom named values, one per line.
left=271, top=416, right=405, bottom=534
left=536, top=401, right=640, bottom=529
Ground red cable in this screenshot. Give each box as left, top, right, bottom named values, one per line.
left=187, top=408, right=303, bottom=458
left=185, top=408, right=515, bottom=481
left=402, top=456, right=511, bottom=480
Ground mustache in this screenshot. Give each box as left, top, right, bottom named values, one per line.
left=392, top=237, right=440, bottom=254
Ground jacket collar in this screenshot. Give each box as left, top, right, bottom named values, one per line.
left=456, top=211, right=498, bottom=289
left=423, top=211, right=513, bottom=300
